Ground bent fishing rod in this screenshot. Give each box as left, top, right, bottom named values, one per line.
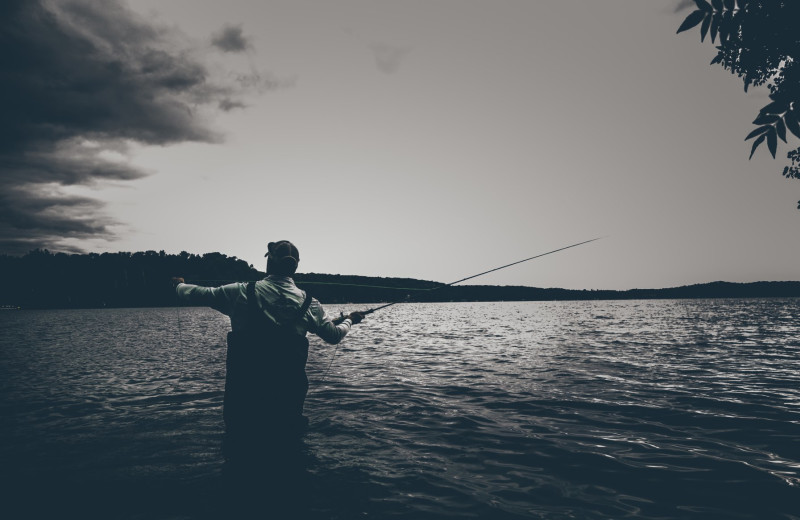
left=333, top=237, right=604, bottom=323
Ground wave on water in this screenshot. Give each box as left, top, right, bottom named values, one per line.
left=1, top=299, right=799, bottom=519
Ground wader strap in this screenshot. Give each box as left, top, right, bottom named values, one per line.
left=298, top=290, right=313, bottom=319
left=246, top=281, right=258, bottom=323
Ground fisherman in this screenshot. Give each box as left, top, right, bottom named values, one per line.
left=173, top=240, right=363, bottom=457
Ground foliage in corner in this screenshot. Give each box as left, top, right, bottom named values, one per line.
left=677, top=0, right=800, bottom=207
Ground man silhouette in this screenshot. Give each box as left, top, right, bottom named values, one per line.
left=173, top=240, right=363, bottom=457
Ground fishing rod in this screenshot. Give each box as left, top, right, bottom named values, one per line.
left=314, top=236, right=605, bottom=388
left=333, top=236, right=604, bottom=323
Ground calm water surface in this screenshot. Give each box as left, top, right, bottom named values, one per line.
left=1, top=299, right=799, bottom=519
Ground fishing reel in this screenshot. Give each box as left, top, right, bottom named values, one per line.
left=332, top=310, right=369, bottom=325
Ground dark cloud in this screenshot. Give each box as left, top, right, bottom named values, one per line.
left=0, top=185, right=113, bottom=256
left=211, top=24, right=252, bottom=53
left=0, top=0, right=249, bottom=254
left=5, top=139, right=149, bottom=187
left=219, top=98, right=248, bottom=112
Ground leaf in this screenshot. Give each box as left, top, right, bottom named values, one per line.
left=784, top=110, right=800, bottom=139
left=767, top=129, right=777, bottom=158
left=776, top=119, right=787, bottom=142
left=710, top=53, right=723, bottom=65
left=677, top=10, right=706, bottom=33
left=718, top=9, right=734, bottom=41
left=723, top=0, right=734, bottom=11
left=712, top=0, right=723, bottom=11
left=694, top=0, right=712, bottom=11
left=700, top=13, right=711, bottom=41
left=752, top=114, right=779, bottom=125
left=745, top=126, right=771, bottom=140
left=710, top=13, right=720, bottom=42
left=759, top=100, right=785, bottom=115
left=749, top=134, right=766, bottom=159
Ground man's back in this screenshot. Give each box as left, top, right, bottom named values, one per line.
left=223, top=281, right=312, bottom=441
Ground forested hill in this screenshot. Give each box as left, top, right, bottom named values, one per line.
left=1, top=249, right=799, bottom=309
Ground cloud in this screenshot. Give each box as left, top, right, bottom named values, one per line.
left=235, top=71, right=297, bottom=93
left=0, top=0, right=252, bottom=255
left=219, top=98, right=248, bottom=112
left=0, top=185, right=113, bottom=255
left=211, top=24, right=252, bottom=53
left=369, top=42, right=411, bottom=75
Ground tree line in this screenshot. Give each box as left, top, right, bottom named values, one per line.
left=0, top=249, right=443, bottom=309
left=1, top=249, right=798, bottom=309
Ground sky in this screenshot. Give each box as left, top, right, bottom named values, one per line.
left=1, top=0, right=798, bottom=290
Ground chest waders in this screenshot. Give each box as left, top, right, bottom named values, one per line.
left=223, top=281, right=313, bottom=442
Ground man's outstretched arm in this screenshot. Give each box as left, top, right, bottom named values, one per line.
left=173, top=277, right=241, bottom=316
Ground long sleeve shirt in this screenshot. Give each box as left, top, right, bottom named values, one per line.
left=176, top=275, right=352, bottom=344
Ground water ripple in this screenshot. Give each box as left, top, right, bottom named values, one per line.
left=1, top=300, right=800, bottom=518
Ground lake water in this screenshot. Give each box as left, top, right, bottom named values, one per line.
left=1, top=299, right=799, bottom=519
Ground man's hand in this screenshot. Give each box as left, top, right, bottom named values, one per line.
left=347, top=312, right=365, bottom=325
left=171, top=277, right=185, bottom=286
left=332, top=311, right=366, bottom=325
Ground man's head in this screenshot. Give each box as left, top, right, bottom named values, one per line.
left=265, top=240, right=300, bottom=276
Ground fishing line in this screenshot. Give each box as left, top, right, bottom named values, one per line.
left=316, top=341, right=342, bottom=390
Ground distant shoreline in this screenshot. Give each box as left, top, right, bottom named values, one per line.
left=1, top=250, right=798, bottom=309
left=413, top=280, right=800, bottom=304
